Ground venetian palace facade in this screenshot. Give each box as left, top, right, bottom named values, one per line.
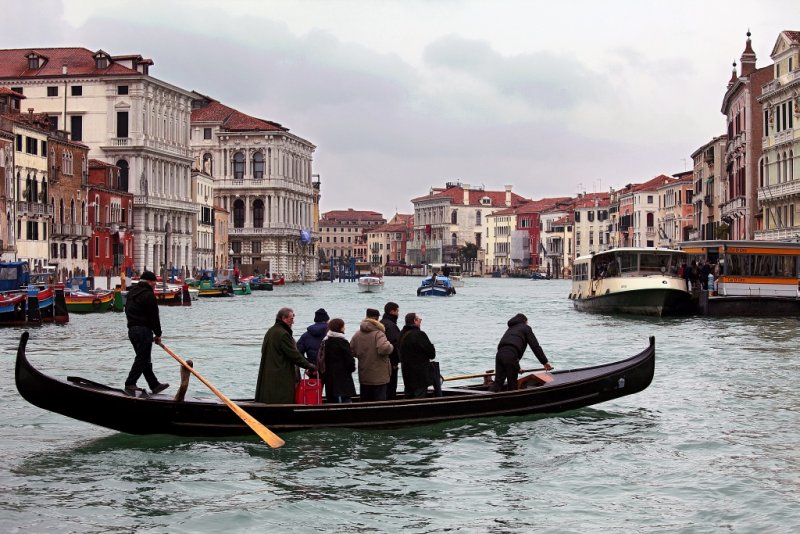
left=190, top=94, right=318, bottom=281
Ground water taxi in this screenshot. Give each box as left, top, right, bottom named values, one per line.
left=357, top=276, right=384, bottom=293
left=679, top=240, right=800, bottom=316
left=426, top=263, right=464, bottom=287
left=417, top=274, right=457, bottom=296
left=569, top=248, right=692, bottom=316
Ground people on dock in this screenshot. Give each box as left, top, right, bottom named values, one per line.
left=255, top=307, right=316, bottom=404
left=380, top=302, right=402, bottom=400
left=124, top=270, right=169, bottom=396
left=490, top=313, right=553, bottom=392
left=350, top=308, right=393, bottom=401
left=297, top=308, right=330, bottom=374
left=398, top=312, right=437, bottom=398
left=320, top=318, right=357, bottom=403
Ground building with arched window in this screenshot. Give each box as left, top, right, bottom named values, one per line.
left=190, top=94, right=318, bottom=281
left=0, top=47, right=197, bottom=278
left=756, top=30, right=800, bottom=240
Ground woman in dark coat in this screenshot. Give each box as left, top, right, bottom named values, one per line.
left=397, top=312, right=436, bottom=398
left=320, top=318, right=357, bottom=403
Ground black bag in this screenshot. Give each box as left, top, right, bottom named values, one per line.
left=428, top=361, right=443, bottom=397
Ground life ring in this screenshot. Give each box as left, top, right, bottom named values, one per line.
left=92, top=298, right=102, bottom=310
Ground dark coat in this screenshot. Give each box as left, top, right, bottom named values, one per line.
left=380, top=313, right=401, bottom=367
left=497, top=314, right=548, bottom=365
left=321, top=335, right=357, bottom=399
left=297, top=321, right=328, bottom=365
left=255, top=320, right=314, bottom=404
left=398, top=325, right=436, bottom=391
left=125, top=281, right=162, bottom=336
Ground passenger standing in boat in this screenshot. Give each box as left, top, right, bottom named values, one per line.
left=320, top=318, right=357, bottom=403
left=124, top=270, right=169, bottom=395
left=297, top=308, right=330, bottom=375
left=350, top=308, right=393, bottom=401
left=398, top=313, right=437, bottom=398
left=255, top=307, right=316, bottom=404
left=490, top=313, right=553, bottom=392
left=380, top=302, right=401, bottom=400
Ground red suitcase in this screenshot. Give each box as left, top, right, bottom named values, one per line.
left=294, top=373, right=322, bottom=405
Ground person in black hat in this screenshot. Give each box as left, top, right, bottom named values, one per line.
left=380, top=302, right=401, bottom=399
left=124, top=271, right=169, bottom=395
left=490, top=313, right=553, bottom=392
left=297, top=308, right=330, bottom=372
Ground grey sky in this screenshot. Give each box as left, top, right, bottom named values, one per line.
left=2, top=0, right=797, bottom=218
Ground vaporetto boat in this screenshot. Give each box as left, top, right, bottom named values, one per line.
left=569, top=247, right=692, bottom=316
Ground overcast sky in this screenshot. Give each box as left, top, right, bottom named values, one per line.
left=3, top=0, right=797, bottom=218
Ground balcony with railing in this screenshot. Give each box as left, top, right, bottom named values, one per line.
left=754, top=227, right=800, bottom=241
left=720, top=196, right=747, bottom=218
left=757, top=179, right=800, bottom=202
left=52, top=223, right=92, bottom=238
left=229, top=224, right=304, bottom=237
left=16, top=201, right=53, bottom=217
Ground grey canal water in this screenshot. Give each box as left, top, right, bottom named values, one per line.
left=1, top=277, right=798, bottom=532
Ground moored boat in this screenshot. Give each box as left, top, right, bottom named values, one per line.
left=357, top=276, right=384, bottom=293
left=569, top=248, right=692, bottom=316
left=64, top=289, right=115, bottom=313
left=15, top=332, right=655, bottom=438
left=0, top=262, right=69, bottom=324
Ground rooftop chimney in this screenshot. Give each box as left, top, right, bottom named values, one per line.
left=463, top=184, right=470, bottom=205
left=505, top=185, right=512, bottom=206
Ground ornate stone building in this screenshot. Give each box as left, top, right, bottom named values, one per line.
left=190, top=94, right=317, bottom=281
left=756, top=30, right=800, bottom=240
left=0, top=47, right=197, bottom=277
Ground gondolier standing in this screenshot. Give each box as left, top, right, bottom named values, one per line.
left=490, top=313, right=553, bottom=392
left=124, top=271, right=169, bottom=395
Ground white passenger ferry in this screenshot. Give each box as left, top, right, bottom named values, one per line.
left=569, top=248, right=692, bottom=316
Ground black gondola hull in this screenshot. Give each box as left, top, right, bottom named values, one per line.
left=15, top=332, right=655, bottom=438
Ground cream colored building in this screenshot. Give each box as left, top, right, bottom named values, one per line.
left=9, top=117, right=51, bottom=267
left=484, top=208, right=516, bottom=272
left=191, top=94, right=317, bottom=281
left=572, top=193, right=611, bottom=259
left=656, top=172, right=694, bottom=247
left=0, top=48, right=198, bottom=275
left=319, top=209, right=385, bottom=262
left=409, top=182, right=524, bottom=266
left=756, top=30, right=800, bottom=241
left=191, top=169, right=214, bottom=270
left=690, top=136, right=727, bottom=241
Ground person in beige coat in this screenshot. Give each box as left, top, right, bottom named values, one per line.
left=350, top=308, right=394, bottom=401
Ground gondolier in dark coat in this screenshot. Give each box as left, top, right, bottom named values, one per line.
left=124, top=271, right=169, bottom=395
left=380, top=302, right=401, bottom=400
left=491, top=313, right=553, bottom=392
left=397, top=313, right=436, bottom=398
left=320, top=318, right=357, bottom=403
left=256, top=307, right=316, bottom=404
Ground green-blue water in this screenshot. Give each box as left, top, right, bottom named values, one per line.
left=1, top=277, right=798, bottom=532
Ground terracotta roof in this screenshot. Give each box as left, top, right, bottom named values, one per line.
left=321, top=209, right=385, bottom=222
left=191, top=98, right=287, bottom=132
left=0, top=48, right=142, bottom=79
left=633, top=174, right=676, bottom=192
left=487, top=207, right=516, bottom=216
left=411, top=185, right=526, bottom=207
left=574, top=193, right=611, bottom=209
left=89, top=159, right=116, bottom=168
left=514, top=196, right=573, bottom=214
left=784, top=31, right=800, bottom=44
left=0, top=86, right=25, bottom=98
left=0, top=110, right=50, bottom=131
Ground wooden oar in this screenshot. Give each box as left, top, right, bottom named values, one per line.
left=443, top=367, right=546, bottom=382
left=158, top=342, right=285, bottom=448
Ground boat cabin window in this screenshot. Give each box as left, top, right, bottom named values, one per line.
left=619, top=252, right=638, bottom=274
left=724, top=253, right=799, bottom=278
left=573, top=262, right=589, bottom=281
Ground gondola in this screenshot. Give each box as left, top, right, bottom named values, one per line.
left=15, top=332, right=655, bottom=438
